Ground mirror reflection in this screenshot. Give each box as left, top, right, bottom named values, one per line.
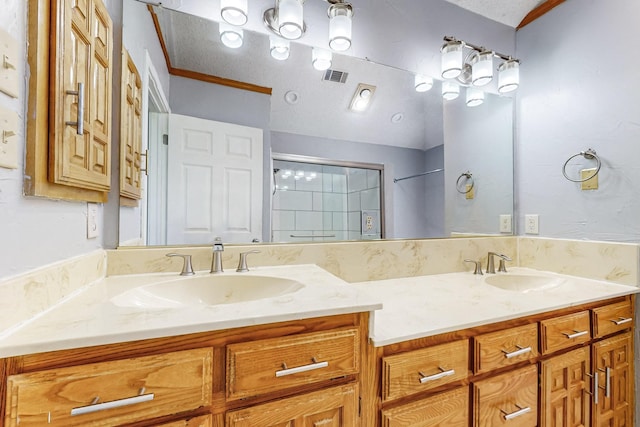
left=118, top=1, right=513, bottom=246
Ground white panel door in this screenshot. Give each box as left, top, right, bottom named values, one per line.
left=167, top=114, right=263, bottom=244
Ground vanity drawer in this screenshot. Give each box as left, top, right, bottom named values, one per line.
left=540, top=311, right=591, bottom=354
left=381, top=387, right=469, bottom=427
left=226, top=327, right=359, bottom=401
left=592, top=299, right=634, bottom=338
left=381, top=339, right=469, bottom=402
left=473, top=365, right=538, bottom=427
left=159, top=415, right=213, bottom=427
left=474, top=323, right=538, bottom=374
left=4, top=348, right=213, bottom=427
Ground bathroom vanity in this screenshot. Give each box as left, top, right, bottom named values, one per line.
left=0, top=265, right=636, bottom=426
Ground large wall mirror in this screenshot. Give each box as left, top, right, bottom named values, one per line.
left=119, top=0, right=514, bottom=247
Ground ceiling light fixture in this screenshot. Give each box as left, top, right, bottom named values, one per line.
left=312, top=47, right=332, bottom=71
left=263, top=0, right=306, bottom=40
left=414, top=74, right=434, bottom=92
left=327, top=0, right=353, bottom=51
left=441, top=36, right=520, bottom=93
left=349, top=83, right=376, bottom=111
left=219, top=23, right=243, bottom=48
left=220, top=0, right=248, bottom=26
left=270, top=36, right=290, bottom=60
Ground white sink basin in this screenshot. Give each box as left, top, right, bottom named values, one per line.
left=110, top=275, right=304, bottom=309
left=484, top=274, right=563, bottom=292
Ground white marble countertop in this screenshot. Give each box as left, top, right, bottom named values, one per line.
left=353, top=267, right=639, bottom=347
left=0, top=265, right=382, bottom=358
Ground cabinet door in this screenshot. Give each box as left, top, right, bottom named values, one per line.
left=540, top=346, right=590, bottom=427
left=473, top=365, right=538, bottom=427
left=226, top=383, right=358, bottom=427
left=119, top=47, right=143, bottom=201
left=159, top=415, right=213, bottom=426
left=592, top=332, right=633, bottom=427
left=50, top=0, right=112, bottom=191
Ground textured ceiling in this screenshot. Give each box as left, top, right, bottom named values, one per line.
left=443, top=0, right=545, bottom=27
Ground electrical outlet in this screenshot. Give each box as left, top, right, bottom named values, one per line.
left=499, top=214, right=512, bottom=233
left=87, top=203, right=99, bottom=239
left=525, top=214, right=539, bottom=234
left=0, top=107, right=19, bottom=169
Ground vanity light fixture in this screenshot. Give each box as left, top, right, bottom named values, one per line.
left=264, top=0, right=306, bottom=40
left=327, top=0, right=353, bottom=51
left=466, top=87, right=484, bottom=107
left=414, top=75, right=433, bottom=92
left=349, top=83, right=376, bottom=111
left=441, top=36, right=520, bottom=93
left=312, top=47, right=332, bottom=71
left=442, top=81, right=459, bottom=101
left=498, top=59, right=520, bottom=93
left=219, top=23, right=244, bottom=48
left=221, top=0, right=248, bottom=26
left=270, top=37, right=290, bottom=60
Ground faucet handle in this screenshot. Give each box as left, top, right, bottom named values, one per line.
left=237, top=250, right=260, bottom=272
left=213, top=237, right=224, bottom=251
left=464, top=259, right=483, bottom=275
left=166, top=253, right=196, bottom=276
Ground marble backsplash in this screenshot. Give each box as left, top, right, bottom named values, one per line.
left=1, top=237, right=638, bottom=336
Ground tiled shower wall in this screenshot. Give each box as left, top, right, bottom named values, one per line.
left=272, top=165, right=381, bottom=242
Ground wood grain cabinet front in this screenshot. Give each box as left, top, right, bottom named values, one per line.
left=473, top=323, right=538, bottom=374
left=381, top=339, right=469, bottom=402
left=226, top=383, right=358, bottom=427
left=381, top=387, right=469, bottom=427
left=592, top=299, right=634, bottom=339
left=158, top=414, right=213, bottom=427
left=226, top=327, right=359, bottom=401
left=473, top=365, right=538, bottom=427
left=540, top=310, right=591, bottom=354
left=3, top=348, right=213, bottom=427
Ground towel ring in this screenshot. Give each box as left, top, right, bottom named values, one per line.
left=456, top=171, right=474, bottom=194
left=562, top=149, right=601, bottom=183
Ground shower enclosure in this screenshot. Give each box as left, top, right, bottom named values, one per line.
left=272, top=154, right=384, bottom=242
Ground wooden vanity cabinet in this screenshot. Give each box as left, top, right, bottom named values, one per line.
left=364, top=295, right=635, bottom=427
left=0, top=312, right=369, bottom=427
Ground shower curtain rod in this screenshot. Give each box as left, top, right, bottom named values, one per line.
left=393, top=168, right=444, bottom=183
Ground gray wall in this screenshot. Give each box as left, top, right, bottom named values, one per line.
left=515, top=0, right=640, bottom=242
left=423, top=145, right=445, bottom=238
left=271, top=131, right=431, bottom=239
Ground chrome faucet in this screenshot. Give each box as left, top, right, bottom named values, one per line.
left=211, top=237, right=224, bottom=274
left=236, top=250, right=260, bottom=272
left=486, top=252, right=512, bottom=274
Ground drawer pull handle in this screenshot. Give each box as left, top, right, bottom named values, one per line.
left=562, top=330, right=588, bottom=339
left=70, top=389, right=153, bottom=416
left=611, top=317, right=633, bottom=325
left=418, top=367, right=455, bottom=384
left=275, top=358, right=329, bottom=377
left=501, top=404, right=531, bottom=421
left=502, top=345, right=532, bottom=359
left=65, top=82, right=85, bottom=135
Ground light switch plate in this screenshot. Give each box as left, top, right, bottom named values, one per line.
left=581, top=168, right=598, bottom=190
left=465, top=184, right=474, bottom=199
left=0, top=28, right=19, bottom=99
left=0, top=106, right=19, bottom=169
left=87, top=203, right=99, bottom=239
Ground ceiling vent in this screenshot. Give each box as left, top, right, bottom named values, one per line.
left=322, top=69, right=349, bottom=84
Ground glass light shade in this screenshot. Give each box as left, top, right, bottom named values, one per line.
left=221, top=0, right=248, bottom=26
left=414, top=75, right=433, bottom=92
left=498, top=60, right=520, bottom=93
left=278, top=0, right=304, bottom=40
left=328, top=5, right=353, bottom=51
left=270, top=37, right=290, bottom=60
left=441, top=41, right=463, bottom=79
left=442, top=81, right=459, bottom=100
left=472, top=51, right=493, bottom=86
left=312, top=47, right=332, bottom=71
left=466, top=87, right=484, bottom=107
left=219, top=23, right=243, bottom=49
